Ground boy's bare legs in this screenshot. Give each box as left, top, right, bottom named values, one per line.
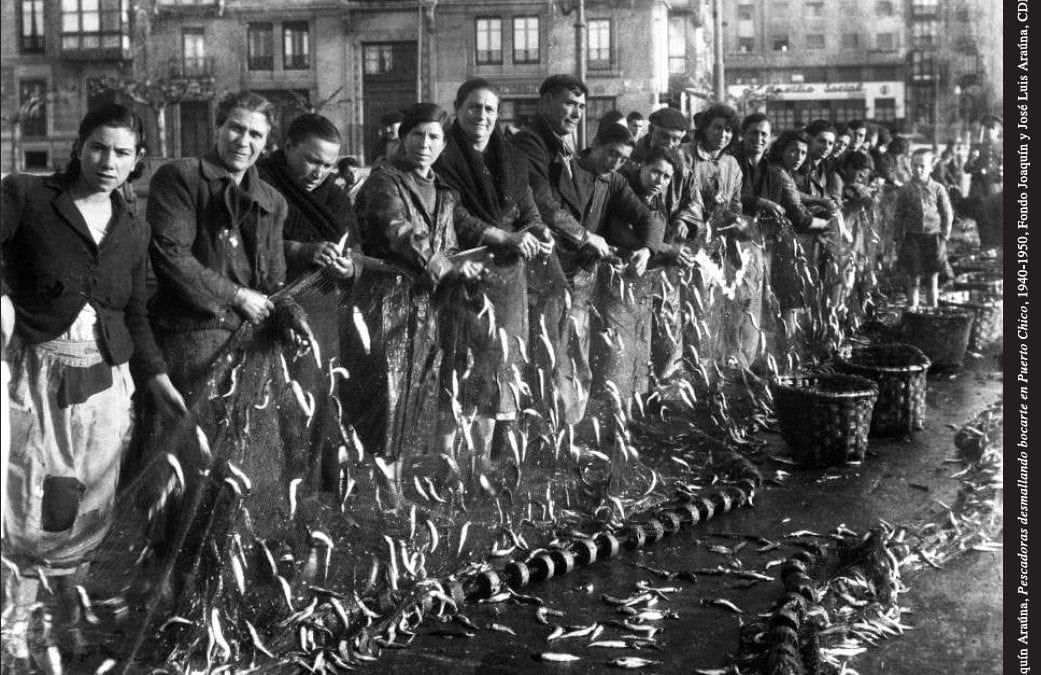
left=925, top=273, right=939, bottom=308
left=906, top=274, right=920, bottom=309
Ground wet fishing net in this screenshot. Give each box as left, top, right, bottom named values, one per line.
left=2, top=190, right=907, bottom=673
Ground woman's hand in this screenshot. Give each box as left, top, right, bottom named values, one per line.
left=533, top=226, right=555, bottom=256
left=233, top=287, right=274, bottom=324
left=309, top=242, right=344, bottom=268
left=148, top=373, right=187, bottom=419
left=514, top=232, right=541, bottom=260
left=454, top=260, right=486, bottom=282
left=628, top=248, right=651, bottom=277
left=672, top=244, right=697, bottom=268
left=756, top=198, right=785, bottom=220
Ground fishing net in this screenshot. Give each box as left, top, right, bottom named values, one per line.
left=2, top=189, right=909, bottom=673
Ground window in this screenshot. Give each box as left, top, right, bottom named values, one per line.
left=875, top=0, right=894, bottom=15
left=841, top=33, right=860, bottom=49
left=475, top=17, right=502, bottom=65
left=19, top=80, right=47, bottom=138
left=737, top=4, right=754, bottom=20
left=586, top=97, right=616, bottom=138
left=767, top=103, right=795, bottom=132
left=182, top=28, right=206, bottom=75
left=499, top=99, right=539, bottom=130
left=24, top=150, right=49, bottom=170
left=513, top=16, right=539, bottom=64
left=876, top=32, right=895, bottom=51
left=248, top=23, right=274, bottom=70
left=910, top=86, right=935, bottom=122
left=738, top=37, right=755, bottom=53
left=911, top=21, right=937, bottom=48
left=588, top=19, right=612, bottom=70
left=668, top=16, right=686, bottom=74
left=805, top=2, right=824, bottom=16
left=283, top=21, right=309, bottom=70
left=61, top=0, right=130, bottom=51
left=771, top=36, right=790, bottom=52
left=20, top=0, right=45, bottom=52
left=911, top=50, right=934, bottom=80
left=806, top=34, right=824, bottom=49
left=363, top=44, right=395, bottom=75
left=874, top=98, right=896, bottom=122
left=912, top=0, right=938, bottom=16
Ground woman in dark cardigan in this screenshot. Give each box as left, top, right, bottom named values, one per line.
left=1, top=104, right=185, bottom=665
left=434, top=78, right=554, bottom=480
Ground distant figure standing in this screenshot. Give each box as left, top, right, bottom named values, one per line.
left=894, top=149, right=953, bottom=308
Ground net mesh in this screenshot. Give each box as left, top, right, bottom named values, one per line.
left=2, top=188, right=945, bottom=672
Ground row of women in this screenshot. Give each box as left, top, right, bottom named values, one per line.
left=0, top=75, right=903, bottom=667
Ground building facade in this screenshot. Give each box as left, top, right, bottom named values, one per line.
left=722, top=0, right=908, bottom=131
left=1, top=0, right=712, bottom=171
left=720, top=0, right=1001, bottom=142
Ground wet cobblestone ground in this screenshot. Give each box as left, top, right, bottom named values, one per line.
left=373, top=352, right=1003, bottom=674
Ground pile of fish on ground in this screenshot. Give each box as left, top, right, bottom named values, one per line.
left=734, top=398, right=1003, bottom=675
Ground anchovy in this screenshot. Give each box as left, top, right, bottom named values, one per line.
left=536, top=652, right=581, bottom=662
left=702, top=598, right=743, bottom=614
left=352, top=307, right=370, bottom=353
left=611, top=657, right=661, bottom=669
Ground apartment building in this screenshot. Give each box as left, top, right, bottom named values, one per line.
left=1, top=0, right=712, bottom=170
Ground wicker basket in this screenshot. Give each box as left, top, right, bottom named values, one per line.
left=902, top=307, right=974, bottom=370
left=940, top=294, right=1003, bottom=351
left=771, top=374, right=879, bottom=466
left=836, top=343, right=930, bottom=436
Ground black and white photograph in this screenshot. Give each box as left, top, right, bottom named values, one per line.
left=0, top=0, right=1021, bottom=673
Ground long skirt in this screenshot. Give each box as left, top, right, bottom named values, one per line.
left=439, top=253, right=528, bottom=421
left=341, top=270, right=441, bottom=460
left=591, top=264, right=657, bottom=407
left=5, top=339, right=134, bottom=574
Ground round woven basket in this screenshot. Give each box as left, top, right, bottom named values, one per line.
left=940, top=296, right=1003, bottom=351
left=771, top=374, right=879, bottom=466
left=836, top=343, right=930, bottom=436
left=902, top=307, right=974, bottom=370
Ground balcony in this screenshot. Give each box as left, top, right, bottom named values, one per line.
left=155, top=0, right=223, bottom=16
left=60, top=32, right=130, bottom=61
left=164, top=56, right=217, bottom=78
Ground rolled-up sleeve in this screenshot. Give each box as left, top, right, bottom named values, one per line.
left=147, top=163, right=240, bottom=313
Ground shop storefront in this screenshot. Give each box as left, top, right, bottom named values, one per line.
left=728, top=80, right=905, bottom=128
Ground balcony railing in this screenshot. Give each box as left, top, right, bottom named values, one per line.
left=155, top=0, right=222, bottom=16
left=21, top=34, right=45, bottom=53
left=167, top=56, right=217, bottom=77
left=60, top=32, right=130, bottom=61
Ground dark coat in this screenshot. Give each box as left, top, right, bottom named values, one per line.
left=1, top=172, right=166, bottom=379
left=630, top=135, right=703, bottom=242
left=256, top=151, right=358, bottom=281
left=147, top=150, right=288, bottom=332
left=345, top=159, right=458, bottom=457
left=510, top=113, right=591, bottom=250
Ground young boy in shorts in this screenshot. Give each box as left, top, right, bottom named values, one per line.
left=894, top=148, right=953, bottom=308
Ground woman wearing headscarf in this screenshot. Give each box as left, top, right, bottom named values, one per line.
left=1, top=104, right=185, bottom=666
left=433, top=79, right=554, bottom=481
left=347, top=103, right=484, bottom=505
